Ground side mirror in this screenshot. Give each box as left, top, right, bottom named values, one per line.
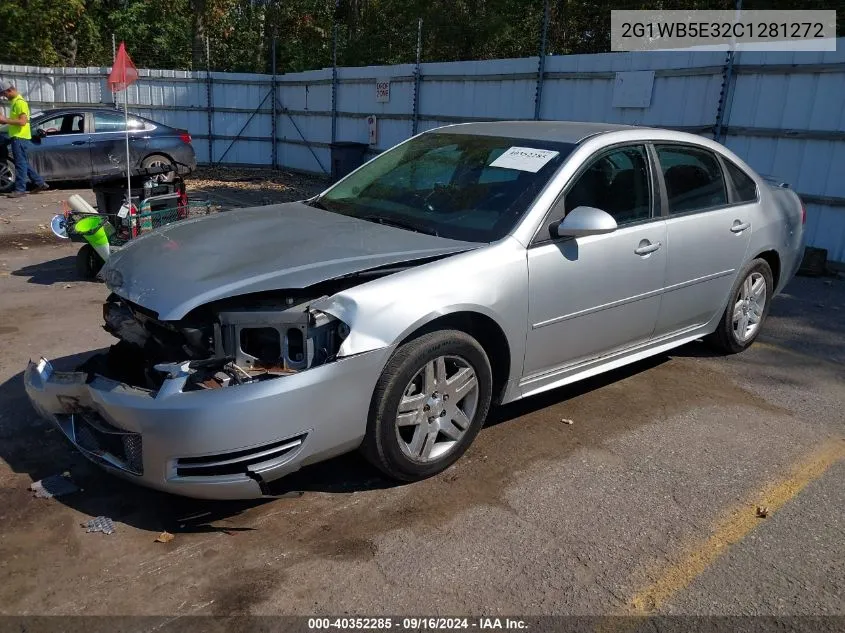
left=552, top=206, right=618, bottom=238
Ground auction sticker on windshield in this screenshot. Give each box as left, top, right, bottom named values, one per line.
left=489, top=147, right=560, bottom=173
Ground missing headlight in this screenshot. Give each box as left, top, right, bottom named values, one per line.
left=214, top=299, right=349, bottom=380
left=240, top=327, right=282, bottom=364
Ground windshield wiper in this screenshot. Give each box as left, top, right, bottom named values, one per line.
left=360, top=215, right=439, bottom=237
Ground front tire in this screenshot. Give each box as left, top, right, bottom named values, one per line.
left=0, top=159, right=14, bottom=193
left=361, top=329, right=493, bottom=481
left=707, top=258, right=773, bottom=354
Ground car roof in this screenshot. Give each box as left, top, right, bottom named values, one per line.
left=36, top=106, right=123, bottom=114
left=33, top=106, right=153, bottom=120
left=431, top=120, right=645, bottom=144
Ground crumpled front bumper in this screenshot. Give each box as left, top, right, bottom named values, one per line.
left=24, top=348, right=391, bottom=500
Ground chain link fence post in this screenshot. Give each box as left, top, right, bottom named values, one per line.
left=412, top=18, right=423, bottom=136
left=331, top=10, right=339, bottom=146
left=205, top=35, right=214, bottom=164
left=271, top=35, right=278, bottom=169
left=533, top=0, right=550, bottom=121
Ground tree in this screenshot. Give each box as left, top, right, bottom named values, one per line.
left=192, top=0, right=208, bottom=69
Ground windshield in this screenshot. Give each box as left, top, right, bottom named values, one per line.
left=313, top=132, right=576, bottom=242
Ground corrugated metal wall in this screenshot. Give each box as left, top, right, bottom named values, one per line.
left=2, top=40, right=844, bottom=260
left=720, top=48, right=845, bottom=262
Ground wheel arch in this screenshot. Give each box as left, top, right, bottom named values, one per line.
left=139, top=151, right=175, bottom=167
left=753, top=249, right=781, bottom=292
left=392, top=310, right=512, bottom=405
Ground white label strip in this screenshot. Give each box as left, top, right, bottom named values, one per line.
left=489, top=147, right=560, bottom=173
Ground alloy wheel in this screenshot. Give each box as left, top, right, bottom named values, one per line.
left=732, top=271, right=766, bottom=343
left=394, top=355, right=479, bottom=463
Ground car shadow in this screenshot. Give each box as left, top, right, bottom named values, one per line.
left=11, top=254, right=95, bottom=285
left=665, top=338, right=726, bottom=359
left=0, top=348, right=672, bottom=534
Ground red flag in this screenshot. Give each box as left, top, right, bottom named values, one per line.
left=108, top=42, right=138, bottom=92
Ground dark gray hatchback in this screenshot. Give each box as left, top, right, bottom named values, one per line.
left=0, top=106, right=196, bottom=192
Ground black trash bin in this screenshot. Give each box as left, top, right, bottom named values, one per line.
left=330, top=142, right=369, bottom=182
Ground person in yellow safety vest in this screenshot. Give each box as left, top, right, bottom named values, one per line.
left=0, top=81, right=49, bottom=198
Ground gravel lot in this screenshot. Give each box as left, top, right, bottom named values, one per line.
left=0, top=174, right=842, bottom=621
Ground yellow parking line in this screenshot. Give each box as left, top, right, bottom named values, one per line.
left=627, top=437, right=845, bottom=614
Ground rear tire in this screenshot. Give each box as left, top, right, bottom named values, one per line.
left=361, top=329, right=493, bottom=481
left=76, top=244, right=104, bottom=280
left=141, top=154, right=175, bottom=182
left=706, top=258, right=773, bottom=354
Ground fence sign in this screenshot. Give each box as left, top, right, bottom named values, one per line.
left=376, top=78, right=390, bottom=102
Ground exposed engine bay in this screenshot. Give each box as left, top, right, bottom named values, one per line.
left=86, top=288, right=352, bottom=393
left=77, top=253, right=460, bottom=394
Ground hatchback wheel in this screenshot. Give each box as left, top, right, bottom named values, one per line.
left=708, top=258, right=773, bottom=353
left=362, top=329, right=492, bottom=481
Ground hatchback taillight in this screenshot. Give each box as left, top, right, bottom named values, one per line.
left=179, top=131, right=192, bottom=144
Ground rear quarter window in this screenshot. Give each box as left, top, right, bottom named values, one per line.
left=724, top=160, right=759, bottom=203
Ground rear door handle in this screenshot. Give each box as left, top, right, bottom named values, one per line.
left=634, top=240, right=662, bottom=256
left=71, top=140, right=87, bottom=145
left=731, top=220, right=751, bottom=233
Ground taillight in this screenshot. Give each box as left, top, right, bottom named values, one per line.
left=179, top=131, right=192, bottom=144
left=801, top=202, right=806, bottom=225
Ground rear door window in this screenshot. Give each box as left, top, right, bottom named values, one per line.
left=655, top=145, right=728, bottom=214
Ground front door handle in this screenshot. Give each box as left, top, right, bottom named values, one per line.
left=731, top=220, right=751, bottom=233
left=634, top=240, right=662, bottom=256
left=71, top=140, right=87, bottom=146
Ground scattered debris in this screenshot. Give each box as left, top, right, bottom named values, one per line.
left=756, top=506, right=769, bottom=518
left=83, top=516, right=116, bottom=535
left=29, top=474, right=79, bottom=498
left=561, top=418, right=575, bottom=425
left=187, top=166, right=326, bottom=197
left=19, top=246, right=28, bottom=250
left=155, top=531, right=175, bottom=543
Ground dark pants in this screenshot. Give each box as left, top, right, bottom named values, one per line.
left=10, top=138, right=45, bottom=193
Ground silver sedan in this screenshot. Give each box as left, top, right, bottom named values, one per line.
left=25, top=121, right=806, bottom=499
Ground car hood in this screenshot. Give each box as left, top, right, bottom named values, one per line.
left=102, top=201, right=477, bottom=320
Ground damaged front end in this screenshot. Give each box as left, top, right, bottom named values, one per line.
left=94, top=288, right=351, bottom=394
left=24, top=284, right=395, bottom=499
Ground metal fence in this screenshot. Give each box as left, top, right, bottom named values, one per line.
left=1, top=39, right=844, bottom=261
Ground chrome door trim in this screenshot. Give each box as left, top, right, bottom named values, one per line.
left=663, top=268, right=735, bottom=293
left=531, top=286, right=664, bottom=329
left=530, top=268, right=734, bottom=331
